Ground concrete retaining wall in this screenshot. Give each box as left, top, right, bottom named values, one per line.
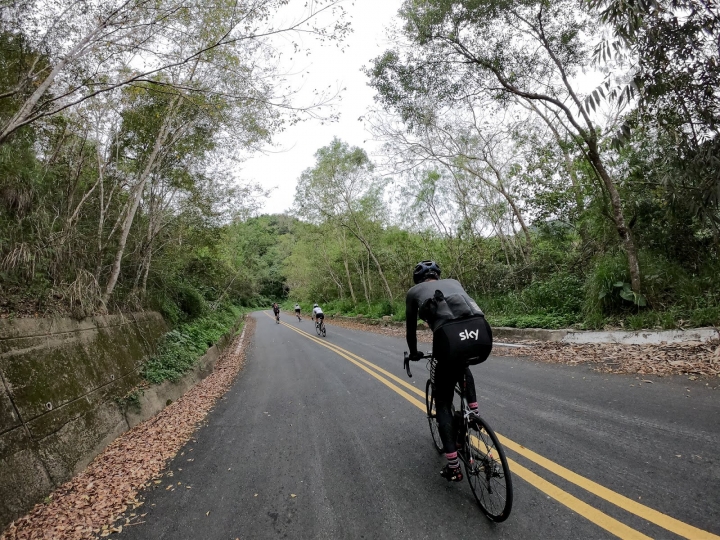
left=125, top=324, right=240, bottom=429
left=0, top=312, right=242, bottom=531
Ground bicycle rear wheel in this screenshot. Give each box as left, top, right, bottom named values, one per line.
left=425, top=380, right=444, bottom=453
left=464, top=414, right=513, bottom=522
left=321, top=322, right=326, bottom=337
left=315, top=322, right=321, bottom=336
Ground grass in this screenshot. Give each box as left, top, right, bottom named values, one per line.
left=142, top=303, right=246, bottom=384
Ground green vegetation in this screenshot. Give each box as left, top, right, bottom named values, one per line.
left=115, top=390, right=142, bottom=412
left=1, top=0, right=718, bottom=333
left=0, top=2, right=346, bottom=319
left=274, top=134, right=719, bottom=329
left=143, top=304, right=245, bottom=384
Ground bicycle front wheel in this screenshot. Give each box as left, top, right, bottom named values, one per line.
left=464, top=414, right=513, bottom=522
left=425, top=380, right=444, bottom=453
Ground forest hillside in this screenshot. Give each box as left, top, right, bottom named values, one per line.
left=1, top=0, right=718, bottom=332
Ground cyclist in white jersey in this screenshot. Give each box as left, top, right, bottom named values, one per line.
left=312, top=304, right=324, bottom=324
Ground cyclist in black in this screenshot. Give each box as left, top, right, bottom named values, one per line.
left=406, top=260, right=491, bottom=482
left=272, top=302, right=280, bottom=322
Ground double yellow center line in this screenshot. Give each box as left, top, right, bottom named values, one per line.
left=266, top=313, right=718, bottom=540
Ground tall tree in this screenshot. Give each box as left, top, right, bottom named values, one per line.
left=0, top=0, right=349, bottom=144
left=294, top=138, right=395, bottom=302
left=368, top=0, right=644, bottom=295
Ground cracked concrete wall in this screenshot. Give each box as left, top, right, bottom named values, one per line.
left=0, top=313, right=167, bottom=530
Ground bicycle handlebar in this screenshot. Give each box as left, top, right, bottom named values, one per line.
left=403, top=351, right=429, bottom=378
left=403, top=352, right=413, bottom=378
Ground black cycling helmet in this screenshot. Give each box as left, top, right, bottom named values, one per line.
left=413, top=260, right=441, bottom=284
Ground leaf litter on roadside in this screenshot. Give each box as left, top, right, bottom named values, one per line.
left=328, top=317, right=719, bottom=379
left=493, top=339, right=720, bottom=378
left=1, top=318, right=255, bottom=540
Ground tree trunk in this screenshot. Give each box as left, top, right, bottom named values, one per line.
left=588, top=148, right=642, bottom=293
left=0, top=22, right=105, bottom=144
left=356, top=259, right=370, bottom=304
left=351, top=233, right=392, bottom=303
left=495, top=223, right=513, bottom=267
left=345, top=215, right=393, bottom=302
left=479, top=161, right=532, bottom=255
left=319, top=241, right=345, bottom=299
left=141, top=249, right=152, bottom=298
left=448, top=24, right=643, bottom=293
left=102, top=96, right=180, bottom=304
left=367, top=244, right=392, bottom=302
left=366, top=250, right=373, bottom=299
left=340, top=231, right=357, bottom=304
left=523, top=100, right=585, bottom=214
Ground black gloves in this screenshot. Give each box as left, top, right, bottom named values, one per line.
left=409, top=351, right=424, bottom=361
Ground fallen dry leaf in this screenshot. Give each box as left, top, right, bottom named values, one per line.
left=493, top=339, right=720, bottom=378
left=1, top=318, right=254, bottom=540
left=327, top=318, right=720, bottom=378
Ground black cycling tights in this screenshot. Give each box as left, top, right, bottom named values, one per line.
left=433, top=362, right=478, bottom=455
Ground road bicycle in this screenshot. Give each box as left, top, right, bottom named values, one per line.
left=404, top=352, right=513, bottom=522
left=275, top=312, right=280, bottom=324
left=296, top=311, right=302, bottom=322
left=314, top=318, right=326, bottom=337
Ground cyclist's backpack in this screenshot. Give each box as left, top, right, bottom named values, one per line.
left=420, top=290, right=493, bottom=365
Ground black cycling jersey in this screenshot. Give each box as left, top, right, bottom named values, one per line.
left=405, top=278, right=483, bottom=355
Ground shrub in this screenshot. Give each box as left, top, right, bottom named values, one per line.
left=176, top=283, right=207, bottom=319
left=519, top=273, right=582, bottom=315
left=143, top=303, right=242, bottom=384
left=487, top=313, right=575, bottom=329
left=151, top=292, right=182, bottom=325
left=583, top=251, right=631, bottom=317
left=583, top=250, right=717, bottom=318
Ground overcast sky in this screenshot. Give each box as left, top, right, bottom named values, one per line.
left=239, top=0, right=405, bottom=215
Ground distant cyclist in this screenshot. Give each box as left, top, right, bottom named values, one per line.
left=312, top=303, right=324, bottom=326
left=405, top=260, right=492, bottom=482
left=294, top=303, right=301, bottom=320
left=272, top=302, right=280, bottom=323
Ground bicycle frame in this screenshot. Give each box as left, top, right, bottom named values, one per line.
left=454, top=376, right=478, bottom=468
left=405, top=352, right=513, bottom=521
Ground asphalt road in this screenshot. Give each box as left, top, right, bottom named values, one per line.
left=120, top=312, right=720, bottom=539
